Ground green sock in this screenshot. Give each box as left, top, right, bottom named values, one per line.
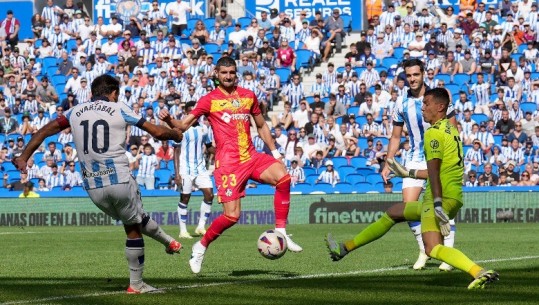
left=344, top=213, right=395, bottom=252
left=430, top=244, right=483, bottom=278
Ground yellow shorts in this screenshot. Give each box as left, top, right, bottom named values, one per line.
left=402, top=198, right=462, bottom=234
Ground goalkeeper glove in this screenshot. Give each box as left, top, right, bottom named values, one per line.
left=434, top=199, right=451, bottom=237
left=386, top=158, right=417, bottom=178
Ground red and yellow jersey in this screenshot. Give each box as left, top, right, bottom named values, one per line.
left=191, top=86, right=261, bottom=166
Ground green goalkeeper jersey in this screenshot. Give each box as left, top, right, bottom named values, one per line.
left=423, top=118, right=464, bottom=202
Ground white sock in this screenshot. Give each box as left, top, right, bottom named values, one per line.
left=408, top=221, right=425, bottom=253
left=177, top=202, right=188, bottom=233
left=275, top=227, right=287, bottom=236
left=198, top=200, right=212, bottom=228
left=444, top=219, right=456, bottom=248
left=125, top=238, right=144, bottom=287
left=141, top=215, right=173, bottom=246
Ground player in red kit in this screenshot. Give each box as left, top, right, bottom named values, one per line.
left=159, top=56, right=302, bottom=274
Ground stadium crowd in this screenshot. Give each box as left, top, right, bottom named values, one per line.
left=0, top=0, right=539, bottom=194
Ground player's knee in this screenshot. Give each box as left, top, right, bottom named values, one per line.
left=275, top=174, right=291, bottom=189
left=424, top=242, right=438, bottom=257
left=224, top=211, right=240, bottom=220
left=204, top=192, right=214, bottom=203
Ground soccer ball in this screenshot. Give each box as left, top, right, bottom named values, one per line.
left=257, top=230, right=288, bottom=260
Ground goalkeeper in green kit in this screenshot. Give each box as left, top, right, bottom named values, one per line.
left=325, top=88, right=499, bottom=289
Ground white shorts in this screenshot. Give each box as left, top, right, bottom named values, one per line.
left=402, top=160, right=427, bottom=189
left=180, top=171, right=213, bottom=194
left=87, top=177, right=145, bottom=225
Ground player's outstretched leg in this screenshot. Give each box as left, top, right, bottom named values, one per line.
left=273, top=174, right=302, bottom=252
left=439, top=219, right=456, bottom=272
left=190, top=213, right=239, bottom=274
left=195, top=199, right=213, bottom=235
left=409, top=221, right=430, bottom=270
left=140, top=214, right=182, bottom=254
left=177, top=202, right=193, bottom=239
left=428, top=244, right=498, bottom=289
left=124, top=224, right=160, bottom=294
left=325, top=212, right=396, bottom=261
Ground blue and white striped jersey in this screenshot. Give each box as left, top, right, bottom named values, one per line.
left=174, top=124, right=211, bottom=176
left=392, top=88, right=455, bottom=163
left=137, top=154, right=158, bottom=177
left=64, top=98, right=143, bottom=190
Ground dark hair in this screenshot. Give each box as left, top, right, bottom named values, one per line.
left=424, top=88, right=450, bottom=108
left=91, top=75, right=120, bottom=97
left=402, top=58, right=425, bottom=72
left=216, top=56, right=237, bottom=69
left=185, top=101, right=196, bottom=109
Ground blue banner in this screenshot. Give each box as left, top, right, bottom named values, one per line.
left=246, top=0, right=362, bottom=31
left=93, top=0, right=206, bottom=24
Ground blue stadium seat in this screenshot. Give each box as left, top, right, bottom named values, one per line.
left=345, top=173, right=365, bottom=184
left=393, top=47, right=405, bottom=59
left=471, top=113, right=488, bottom=124
left=354, top=67, right=366, bottom=76
left=291, top=183, right=313, bottom=193
left=445, top=84, right=460, bottom=95
left=303, top=167, right=316, bottom=177
left=331, top=157, right=348, bottom=168
left=394, top=181, right=403, bottom=191
left=155, top=169, right=172, bottom=188
left=350, top=156, right=367, bottom=168
left=211, top=52, right=222, bottom=62
left=306, top=174, right=319, bottom=185
left=204, top=43, right=220, bottom=53
left=66, top=39, right=77, bottom=51
left=520, top=102, right=537, bottom=113
left=511, top=52, right=523, bottom=62
left=347, top=106, right=359, bottom=116
left=275, top=67, right=291, bottom=85
left=452, top=73, right=470, bottom=86
left=518, top=44, right=528, bottom=53
left=35, top=39, right=43, bottom=48
left=314, top=182, right=335, bottom=193
left=334, top=182, right=353, bottom=193
left=237, top=16, right=252, bottom=28
left=187, top=18, right=201, bottom=31
left=337, top=165, right=356, bottom=178
left=108, top=55, right=118, bottom=64
left=340, top=14, right=352, bottom=33
left=366, top=173, right=383, bottom=185
left=354, top=181, right=372, bottom=191
left=357, top=167, right=375, bottom=176
left=6, top=170, right=20, bottom=183
left=493, top=134, right=503, bottom=146
left=203, top=17, right=215, bottom=29
left=51, top=74, right=66, bottom=86
left=436, top=73, right=451, bottom=84
left=47, top=66, right=59, bottom=76
left=357, top=137, right=368, bottom=151
left=382, top=57, right=399, bottom=68
left=2, top=162, right=15, bottom=171
left=42, top=56, right=58, bottom=70
left=295, top=49, right=314, bottom=72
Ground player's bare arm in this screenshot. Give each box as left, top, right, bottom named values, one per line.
left=173, top=145, right=182, bottom=187
left=159, top=108, right=197, bottom=132
left=140, top=120, right=183, bottom=143
left=381, top=124, right=403, bottom=182
left=13, top=118, right=68, bottom=172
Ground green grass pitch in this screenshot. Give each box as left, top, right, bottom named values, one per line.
left=1, top=223, right=538, bottom=305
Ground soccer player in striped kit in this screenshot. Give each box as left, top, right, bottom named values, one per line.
left=160, top=57, right=302, bottom=274
left=13, top=75, right=184, bottom=294
left=174, top=101, right=215, bottom=239
left=380, top=59, right=458, bottom=271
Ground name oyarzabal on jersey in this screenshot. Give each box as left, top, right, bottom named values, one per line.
left=73, top=102, right=117, bottom=117
left=61, top=98, right=145, bottom=190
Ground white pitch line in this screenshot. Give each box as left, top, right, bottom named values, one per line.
left=0, top=230, right=119, bottom=235
left=2, top=255, right=539, bottom=305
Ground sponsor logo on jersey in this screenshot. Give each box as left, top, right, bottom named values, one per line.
left=225, top=189, right=233, bottom=197
left=430, top=139, right=439, bottom=149
left=82, top=167, right=117, bottom=178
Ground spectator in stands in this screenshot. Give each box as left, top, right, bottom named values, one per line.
left=135, top=143, right=158, bottom=190
left=19, top=112, right=32, bottom=135
left=465, top=170, right=479, bottom=187
left=441, top=51, right=459, bottom=78
left=478, top=163, right=498, bottom=186
left=303, top=133, right=322, bottom=160
left=495, top=109, right=515, bottom=135
left=0, top=107, right=18, bottom=134
left=366, top=140, right=386, bottom=172
left=228, top=23, right=247, bottom=46
left=323, top=135, right=340, bottom=159
left=293, top=100, right=310, bottom=129
left=4, top=171, right=29, bottom=191
left=283, top=129, right=300, bottom=163
left=37, top=178, right=49, bottom=191
left=43, top=142, right=62, bottom=162
left=35, top=76, right=58, bottom=111
left=321, top=9, right=345, bottom=62
left=465, top=139, right=485, bottom=171
left=531, top=126, right=539, bottom=147
left=315, top=159, right=340, bottom=186
left=288, top=157, right=305, bottom=186
left=167, top=0, right=191, bottom=36
left=11, top=136, right=25, bottom=158
left=459, top=50, right=477, bottom=75
left=508, top=120, right=529, bottom=144
left=63, top=143, right=78, bottom=163
left=372, top=33, right=393, bottom=60
left=324, top=93, right=346, bottom=119
left=506, top=138, right=526, bottom=165
left=362, top=113, right=380, bottom=138
left=62, top=161, right=82, bottom=187
left=46, top=163, right=65, bottom=189
left=303, top=27, right=323, bottom=60
left=1, top=10, right=20, bottom=48
left=359, top=93, right=380, bottom=117
left=489, top=145, right=506, bottom=167
left=503, top=160, right=520, bottom=184
left=156, top=140, right=173, bottom=164
left=215, top=8, right=233, bottom=28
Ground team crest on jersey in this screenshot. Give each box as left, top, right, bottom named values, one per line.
left=430, top=139, right=440, bottom=149
left=221, top=112, right=231, bottom=123
left=225, top=189, right=233, bottom=197
left=232, top=99, right=241, bottom=108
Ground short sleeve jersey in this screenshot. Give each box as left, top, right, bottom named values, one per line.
left=424, top=118, right=464, bottom=202
left=190, top=86, right=261, bottom=166
left=64, top=99, right=144, bottom=189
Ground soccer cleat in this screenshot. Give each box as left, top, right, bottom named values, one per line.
left=189, top=241, right=206, bottom=274
left=285, top=234, right=303, bottom=252
left=439, top=262, right=454, bottom=272
left=325, top=233, right=348, bottom=261
left=126, top=282, right=160, bottom=294
left=194, top=226, right=206, bottom=236
left=468, top=270, right=499, bottom=290
left=165, top=240, right=182, bottom=255
left=413, top=252, right=431, bottom=270
left=178, top=231, right=193, bottom=239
